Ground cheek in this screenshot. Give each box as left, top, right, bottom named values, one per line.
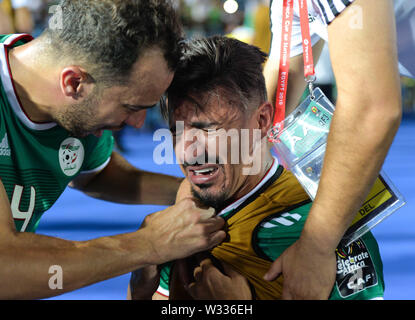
left=98, top=103, right=127, bottom=123
left=215, top=131, right=241, bottom=163
left=174, top=136, right=184, bottom=162
left=226, top=165, right=246, bottom=192
left=175, top=129, right=208, bottom=162
left=205, top=134, right=220, bottom=158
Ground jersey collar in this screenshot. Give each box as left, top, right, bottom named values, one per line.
left=218, top=157, right=281, bottom=217
left=0, top=34, right=57, bottom=130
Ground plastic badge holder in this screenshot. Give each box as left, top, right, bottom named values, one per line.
left=271, top=87, right=405, bottom=246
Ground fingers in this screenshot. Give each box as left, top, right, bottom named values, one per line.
left=193, top=265, right=203, bottom=283
left=206, top=230, right=226, bottom=249
left=178, top=198, right=225, bottom=229
left=198, top=207, right=216, bottom=220
left=188, top=258, right=218, bottom=298
left=200, top=216, right=225, bottom=232
left=263, top=257, right=282, bottom=281
left=190, top=205, right=226, bottom=251
left=187, top=258, right=252, bottom=300
left=141, top=198, right=226, bottom=262
left=187, top=281, right=197, bottom=298
left=177, top=197, right=215, bottom=219
left=192, top=257, right=220, bottom=282
left=201, top=217, right=226, bottom=248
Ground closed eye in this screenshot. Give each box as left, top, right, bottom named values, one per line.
left=191, top=121, right=220, bottom=131
left=122, top=103, right=157, bottom=112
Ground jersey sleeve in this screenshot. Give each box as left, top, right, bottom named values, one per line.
left=269, top=0, right=322, bottom=60
left=254, top=202, right=385, bottom=300
left=81, top=130, right=114, bottom=174
left=314, top=0, right=355, bottom=25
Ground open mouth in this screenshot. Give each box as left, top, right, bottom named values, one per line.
left=192, top=166, right=218, bottom=176
left=186, top=164, right=221, bottom=185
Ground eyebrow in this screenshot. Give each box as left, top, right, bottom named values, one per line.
left=169, top=121, right=219, bottom=132
left=190, top=121, right=219, bottom=129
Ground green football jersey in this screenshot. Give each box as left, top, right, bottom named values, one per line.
left=0, top=34, right=114, bottom=232
left=157, top=161, right=385, bottom=300
left=255, top=202, right=385, bottom=300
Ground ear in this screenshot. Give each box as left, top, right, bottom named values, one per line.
left=256, top=102, right=274, bottom=138
left=60, top=66, right=92, bottom=100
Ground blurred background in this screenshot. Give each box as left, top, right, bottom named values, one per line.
left=1, top=0, right=414, bottom=300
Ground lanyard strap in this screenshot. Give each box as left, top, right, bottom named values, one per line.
left=299, top=0, right=315, bottom=79
left=272, top=0, right=316, bottom=129
left=272, top=0, right=294, bottom=126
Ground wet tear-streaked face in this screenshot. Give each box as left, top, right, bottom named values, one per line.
left=172, top=90, right=260, bottom=210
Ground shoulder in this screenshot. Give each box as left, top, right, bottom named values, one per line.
left=265, top=168, right=310, bottom=206
left=253, top=200, right=312, bottom=261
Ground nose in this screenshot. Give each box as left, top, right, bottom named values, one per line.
left=176, top=128, right=207, bottom=165
left=125, top=110, right=147, bottom=129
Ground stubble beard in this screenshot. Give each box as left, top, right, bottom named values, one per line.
left=54, top=89, right=102, bottom=138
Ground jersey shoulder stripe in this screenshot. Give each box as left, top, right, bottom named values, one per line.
left=316, top=0, right=354, bottom=24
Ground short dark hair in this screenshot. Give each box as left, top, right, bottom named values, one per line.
left=162, top=36, right=267, bottom=120
left=43, top=0, right=183, bottom=84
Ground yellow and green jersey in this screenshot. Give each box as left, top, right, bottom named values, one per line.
left=157, top=159, right=385, bottom=300
left=0, top=34, right=114, bottom=232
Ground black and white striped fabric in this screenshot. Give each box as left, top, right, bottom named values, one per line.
left=269, top=0, right=415, bottom=78
left=316, top=0, right=355, bottom=24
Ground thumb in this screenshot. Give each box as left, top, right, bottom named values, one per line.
left=263, top=257, right=282, bottom=281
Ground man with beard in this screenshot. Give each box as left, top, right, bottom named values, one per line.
left=0, top=0, right=226, bottom=299
left=128, top=36, right=385, bottom=300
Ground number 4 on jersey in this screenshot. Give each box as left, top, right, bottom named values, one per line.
left=10, top=185, right=35, bottom=232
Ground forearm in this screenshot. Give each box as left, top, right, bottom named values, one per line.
left=0, top=178, right=224, bottom=299
left=85, top=169, right=182, bottom=205
left=75, top=152, right=182, bottom=205
left=0, top=229, right=155, bottom=299
left=301, top=0, right=401, bottom=250
left=303, top=95, right=401, bottom=249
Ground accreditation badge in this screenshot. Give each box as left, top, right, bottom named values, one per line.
left=270, top=87, right=405, bottom=245
left=342, top=171, right=405, bottom=246
left=270, top=87, right=334, bottom=198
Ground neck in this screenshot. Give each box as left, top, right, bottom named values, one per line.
left=219, top=151, right=275, bottom=212
left=8, top=40, right=58, bottom=123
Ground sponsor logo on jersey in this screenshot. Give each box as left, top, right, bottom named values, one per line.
left=59, top=137, right=85, bottom=176
left=335, top=239, right=378, bottom=298
left=0, top=133, right=11, bottom=157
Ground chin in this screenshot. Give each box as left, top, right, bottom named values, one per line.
left=191, top=186, right=228, bottom=212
